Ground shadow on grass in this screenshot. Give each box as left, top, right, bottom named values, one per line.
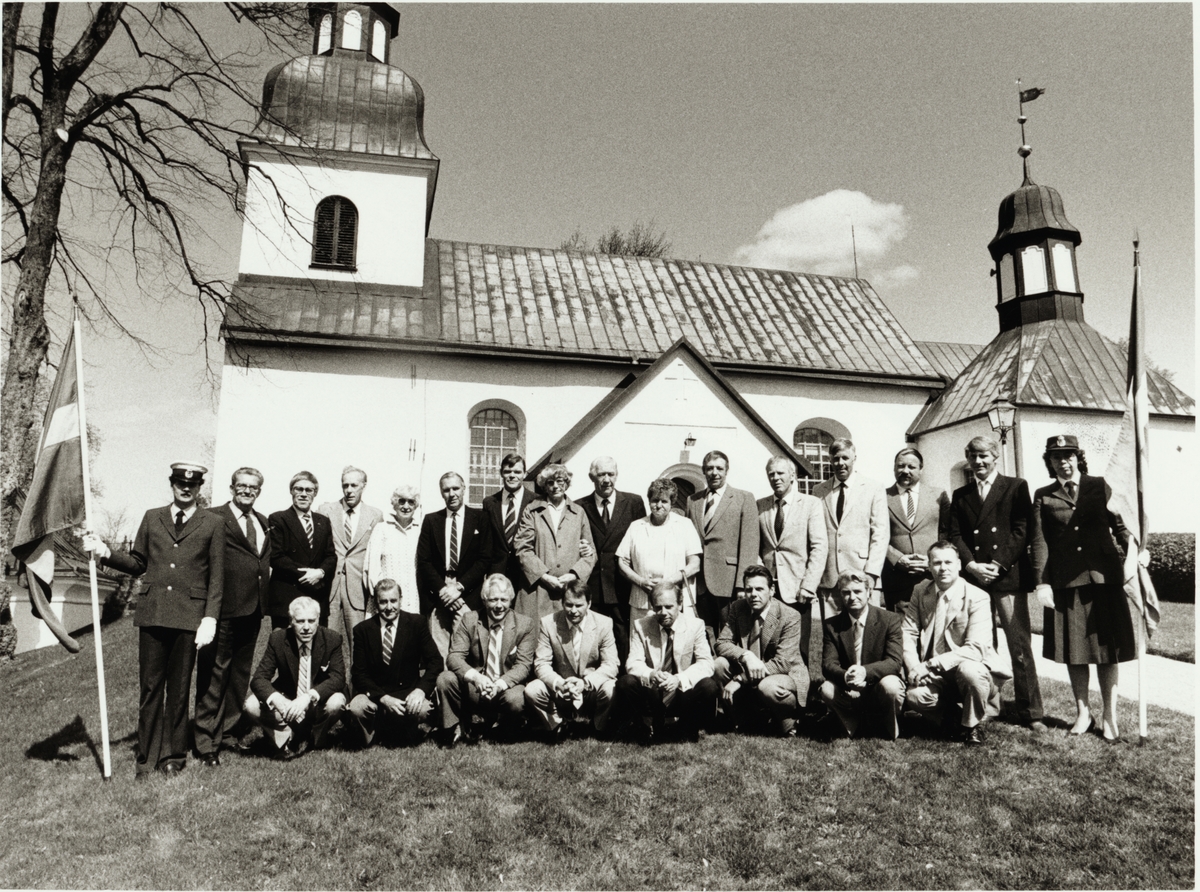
left=24, top=714, right=136, bottom=772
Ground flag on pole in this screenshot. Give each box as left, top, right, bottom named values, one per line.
left=10, top=328, right=86, bottom=652
left=1019, top=86, right=1046, bottom=103
left=1105, top=243, right=1160, bottom=635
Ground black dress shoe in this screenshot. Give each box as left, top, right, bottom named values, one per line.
left=964, top=725, right=985, bottom=747
left=160, top=763, right=184, bottom=777
left=198, top=752, right=221, bottom=768
left=436, top=726, right=460, bottom=750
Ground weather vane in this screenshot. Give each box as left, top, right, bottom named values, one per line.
left=1015, top=79, right=1045, bottom=184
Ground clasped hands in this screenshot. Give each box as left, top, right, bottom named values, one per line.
left=298, top=567, right=325, bottom=586
left=469, top=671, right=509, bottom=700
left=380, top=689, right=428, bottom=716
left=271, top=690, right=317, bottom=724
left=647, top=670, right=680, bottom=696
left=895, top=553, right=928, bottom=575
left=966, top=560, right=1002, bottom=585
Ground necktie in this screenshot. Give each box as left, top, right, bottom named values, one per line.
left=906, top=490, right=916, bottom=527
left=382, top=620, right=394, bottom=666
left=601, top=497, right=610, bottom=528
left=1065, top=481, right=1077, bottom=501
left=703, top=492, right=716, bottom=531
left=750, top=616, right=763, bottom=660
left=570, top=623, right=582, bottom=670
left=774, top=497, right=785, bottom=540
left=448, top=511, right=459, bottom=574
left=486, top=624, right=503, bottom=680
left=928, top=594, right=949, bottom=660
left=977, top=479, right=988, bottom=503
left=243, top=513, right=257, bottom=552
left=344, top=507, right=354, bottom=543
left=297, top=643, right=311, bottom=698
left=504, top=494, right=518, bottom=543
left=175, top=510, right=184, bottom=537
left=836, top=485, right=845, bottom=524
left=853, top=617, right=865, bottom=665
left=301, top=512, right=313, bottom=548
left=663, top=629, right=676, bottom=674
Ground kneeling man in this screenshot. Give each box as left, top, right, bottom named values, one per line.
left=348, top=579, right=443, bottom=747
left=525, top=578, right=619, bottom=739
left=902, top=541, right=1006, bottom=746
left=246, top=596, right=347, bottom=758
left=616, top=581, right=719, bottom=742
left=714, top=565, right=807, bottom=737
left=437, top=574, right=536, bottom=746
left=818, top=569, right=905, bottom=739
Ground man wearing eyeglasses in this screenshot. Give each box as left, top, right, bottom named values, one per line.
left=268, top=472, right=337, bottom=629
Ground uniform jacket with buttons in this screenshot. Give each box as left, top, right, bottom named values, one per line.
left=946, top=475, right=1032, bottom=594
left=208, top=502, right=270, bottom=619
left=104, top=505, right=225, bottom=631
left=1030, top=474, right=1127, bottom=589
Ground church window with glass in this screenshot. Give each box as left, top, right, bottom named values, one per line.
left=469, top=409, right=520, bottom=506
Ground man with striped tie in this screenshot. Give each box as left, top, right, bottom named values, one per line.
left=246, top=596, right=347, bottom=758
left=347, top=579, right=442, bottom=747
left=481, top=453, right=535, bottom=593
left=317, top=466, right=383, bottom=660
left=882, top=448, right=949, bottom=615
left=268, top=471, right=337, bottom=629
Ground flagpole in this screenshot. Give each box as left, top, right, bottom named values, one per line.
left=74, top=310, right=113, bottom=779
left=1132, top=240, right=1149, bottom=744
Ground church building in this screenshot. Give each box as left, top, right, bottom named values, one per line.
left=213, top=2, right=1194, bottom=532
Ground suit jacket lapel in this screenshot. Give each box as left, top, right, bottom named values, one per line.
left=887, top=489, right=914, bottom=531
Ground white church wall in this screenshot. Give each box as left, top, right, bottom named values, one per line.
left=239, top=154, right=429, bottom=287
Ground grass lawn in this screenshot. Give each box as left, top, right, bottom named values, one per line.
left=1, top=616, right=1193, bottom=890
left=1028, top=600, right=1195, bottom=663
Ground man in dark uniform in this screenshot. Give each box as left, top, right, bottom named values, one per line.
left=84, top=462, right=224, bottom=778
left=194, top=466, right=271, bottom=766
left=268, top=471, right=336, bottom=628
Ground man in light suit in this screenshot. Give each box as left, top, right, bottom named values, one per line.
left=577, top=456, right=646, bottom=665
left=480, top=452, right=535, bottom=594
left=348, top=579, right=442, bottom=747
left=416, top=471, right=499, bottom=656
left=436, top=574, right=536, bottom=746
left=246, top=596, right=347, bottom=758
left=818, top=569, right=906, bottom=740
left=686, top=450, right=760, bottom=645
left=525, top=578, right=620, bottom=739
left=615, top=580, right=720, bottom=743
left=84, top=462, right=223, bottom=778
left=902, top=542, right=1008, bottom=746
left=268, top=471, right=336, bottom=629
left=194, top=467, right=272, bottom=766
left=317, top=465, right=383, bottom=662
left=757, top=455, right=827, bottom=667
left=946, top=435, right=1044, bottom=732
left=882, top=448, right=949, bottom=614
left=813, top=438, right=888, bottom=617
left=714, top=565, right=808, bottom=737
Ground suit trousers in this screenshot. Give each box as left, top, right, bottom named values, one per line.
left=243, top=691, right=347, bottom=750
left=991, top=590, right=1044, bottom=722
left=713, top=657, right=805, bottom=733
left=524, top=677, right=616, bottom=731
left=194, top=612, right=263, bottom=755
left=436, top=671, right=526, bottom=732
left=697, top=593, right=733, bottom=648
left=346, top=690, right=433, bottom=746
left=137, top=625, right=198, bottom=774
left=904, top=661, right=998, bottom=729
left=818, top=676, right=905, bottom=739
left=613, top=674, right=720, bottom=734
left=591, top=600, right=631, bottom=668
left=328, top=590, right=367, bottom=666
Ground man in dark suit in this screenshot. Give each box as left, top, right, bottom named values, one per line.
left=245, top=595, right=347, bottom=758
left=268, top=471, right=336, bottom=629
left=714, top=565, right=807, bottom=737
left=436, top=574, right=536, bottom=747
left=84, top=462, right=224, bottom=778
left=347, top=579, right=443, bottom=747
left=817, top=569, right=906, bottom=739
left=882, top=448, right=950, bottom=613
left=194, top=466, right=271, bottom=766
left=480, top=452, right=534, bottom=594
left=686, top=450, right=760, bottom=644
left=576, top=455, right=646, bottom=664
left=416, top=471, right=498, bottom=656
left=946, top=435, right=1044, bottom=732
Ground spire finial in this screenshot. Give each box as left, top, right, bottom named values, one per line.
left=1133, top=231, right=1140, bottom=267
left=1016, top=80, right=1045, bottom=185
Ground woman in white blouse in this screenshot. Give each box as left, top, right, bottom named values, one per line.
left=364, top=484, right=423, bottom=617
left=616, top=478, right=702, bottom=623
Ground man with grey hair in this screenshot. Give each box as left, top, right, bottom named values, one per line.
left=318, top=465, right=383, bottom=660
left=365, top=484, right=423, bottom=618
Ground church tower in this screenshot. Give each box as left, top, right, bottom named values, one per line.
left=235, top=3, right=438, bottom=292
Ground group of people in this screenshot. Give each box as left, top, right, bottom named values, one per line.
left=82, top=432, right=1142, bottom=777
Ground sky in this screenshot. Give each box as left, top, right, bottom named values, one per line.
left=16, top=3, right=1194, bottom=536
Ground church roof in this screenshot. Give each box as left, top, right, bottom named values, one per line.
left=908, top=319, right=1194, bottom=435
left=226, top=240, right=942, bottom=385
left=915, top=340, right=985, bottom=382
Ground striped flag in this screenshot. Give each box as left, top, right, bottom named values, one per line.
left=1105, top=243, right=1160, bottom=635
left=10, top=327, right=86, bottom=652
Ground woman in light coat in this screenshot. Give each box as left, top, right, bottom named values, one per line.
left=513, top=464, right=597, bottom=620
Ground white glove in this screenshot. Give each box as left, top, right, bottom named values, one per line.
left=195, top=616, right=217, bottom=649
left=80, top=532, right=111, bottom=561
left=1138, top=549, right=1152, bottom=569
left=1035, top=584, right=1055, bottom=610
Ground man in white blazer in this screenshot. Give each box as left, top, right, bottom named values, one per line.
left=317, top=466, right=383, bottom=662
left=902, top=541, right=1008, bottom=746
left=524, top=579, right=619, bottom=738
left=812, top=438, right=888, bottom=617
left=882, top=448, right=949, bottom=613
left=757, top=455, right=828, bottom=667
left=614, top=580, right=720, bottom=742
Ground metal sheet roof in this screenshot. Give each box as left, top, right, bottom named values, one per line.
left=908, top=319, right=1194, bottom=434
left=915, top=341, right=985, bottom=382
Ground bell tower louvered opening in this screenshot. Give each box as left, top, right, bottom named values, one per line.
left=311, top=196, right=358, bottom=271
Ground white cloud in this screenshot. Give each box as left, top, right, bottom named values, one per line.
left=733, top=189, right=916, bottom=285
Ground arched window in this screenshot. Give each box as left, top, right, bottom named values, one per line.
left=317, top=14, right=332, bottom=54
left=342, top=10, right=363, bottom=50
left=371, top=20, right=387, bottom=61
left=311, top=196, right=357, bottom=270
left=468, top=407, right=521, bottom=506
left=793, top=427, right=836, bottom=495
